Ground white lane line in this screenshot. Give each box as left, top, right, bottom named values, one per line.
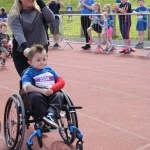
left=48, top=62, right=150, bottom=80
left=48, top=53, right=150, bottom=66
left=78, top=112, right=150, bottom=142
left=0, top=86, right=17, bottom=92
left=136, top=143, right=150, bottom=150
left=2, top=62, right=150, bottom=80
left=66, top=80, right=150, bottom=101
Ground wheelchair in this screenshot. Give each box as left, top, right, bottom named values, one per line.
left=3, top=80, right=83, bottom=150
left=0, top=44, right=12, bottom=57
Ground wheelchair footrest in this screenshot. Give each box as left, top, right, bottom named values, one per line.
left=69, top=106, right=82, bottom=110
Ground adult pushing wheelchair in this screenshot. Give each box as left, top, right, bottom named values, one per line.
left=3, top=79, right=83, bottom=150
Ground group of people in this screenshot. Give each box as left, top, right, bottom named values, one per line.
left=0, top=7, right=10, bottom=66
left=78, top=0, right=149, bottom=54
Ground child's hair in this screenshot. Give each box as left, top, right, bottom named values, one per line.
left=0, top=7, right=6, bottom=14
left=104, top=4, right=111, bottom=14
left=94, top=2, right=101, bottom=13
left=27, top=44, right=46, bottom=61
left=137, top=0, right=144, bottom=2
left=0, top=22, right=7, bottom=28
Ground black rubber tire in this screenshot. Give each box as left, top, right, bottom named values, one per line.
left=4, top=94, right=26, bottom=150
left=76, top=143, right=83, bottom=150
left=59, top=92, right=77, bottom=144
left=37, top=135, right=42, bottom=148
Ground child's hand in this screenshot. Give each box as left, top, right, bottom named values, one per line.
left=41, top=88, right=53, bottom=96
left=46, top=88, right=53, bottom=96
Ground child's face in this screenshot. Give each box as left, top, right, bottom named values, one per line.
left=1, top=26, right=7, bottom=33
left=104, top=6, right=109, bottom=12
left=94, top=5, right=99, bottom=11
left=29, top=51, right=47, bottom=70
left=0, top=10, right=2, bottom=15
left=138, top=1, right=144, bottom=7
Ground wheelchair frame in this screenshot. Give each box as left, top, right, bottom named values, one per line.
left=4, top=89, right=83, bottom=150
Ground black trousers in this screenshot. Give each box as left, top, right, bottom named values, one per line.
left=81, top=16, right=91, bottom=43
left=28, top=91, right=64, bottom=119
left=14, top=60, right=30, bottom=77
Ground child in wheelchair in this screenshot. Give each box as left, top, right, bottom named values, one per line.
left=0, top=22, right=11, bottom=66
left=21, top=44, right=65, bottom=129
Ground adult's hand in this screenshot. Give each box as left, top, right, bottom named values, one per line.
left=23, top=48, right=30, bottom=57
left=36, top=0, right=46, bottom=9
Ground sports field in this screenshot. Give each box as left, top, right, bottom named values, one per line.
left=0, top=43, right=150, bottom=150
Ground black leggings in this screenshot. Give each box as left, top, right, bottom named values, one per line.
left=28, top=91, right=64, bottom=118
left=81, top=16, right=91, bottom=43
left=14, top=60, right=30, bottom=77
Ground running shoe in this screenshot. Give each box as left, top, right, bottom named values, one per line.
left=130, top=47, right=136, bottom=52
left=43, top=114, right=58, bottom=129
left=124, top=49, right=130, bottom=54
left=96, top=46, right=101, bottom=51
left=1, top=58, right=6, bottom=66
left=119, top=48, right=126, bottom=53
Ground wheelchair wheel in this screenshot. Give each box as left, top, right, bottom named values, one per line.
left=59, top=92, right=78, bottom=144
left=4, top=93, right=26, bottom=150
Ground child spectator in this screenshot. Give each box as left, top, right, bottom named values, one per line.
left=66, top=2, right=73, bottom=21
left=86, top=2, right=103, bottom=51
left=113, top=0, right=135, bottom=54
left=22, top=44, right=65, bottom=129
left=77, top=0, right=95, bottom=50
left=0, top=22, right=11, bottom=66
left=101, top=4, right=114, bottom=51
left=47, top=0, right=64, bottom=48
left=133, top=0, right=149, bottom=49
left=0, top=7, right=8, bottom=23
left=0, top=22, right=5, bottom=32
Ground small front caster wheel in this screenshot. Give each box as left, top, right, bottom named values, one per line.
left=76, top=141, right=83, bottom=150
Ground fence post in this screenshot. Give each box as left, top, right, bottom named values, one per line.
left=112, top=14, right=116, bottom=39
left=148, top=13, right=150, bottom=40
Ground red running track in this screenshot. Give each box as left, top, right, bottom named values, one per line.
left=0, top=43, right=150, bottom=150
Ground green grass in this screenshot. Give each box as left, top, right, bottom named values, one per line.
left=1, top=0, right=149, bottom=40
left=2, top=0, right=150, bottom=12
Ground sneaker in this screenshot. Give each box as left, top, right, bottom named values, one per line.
left=83, top=44, right=91, bottom=50
left=88, top=39, right=94, bottom=44
left=135, top=43, right=143, bottom=49
left=51, top=43, right=60, bottom=48
left=96, top=46, right=101, bottom=51
left=43, top=114, right=58, bottom=129
left=138, top=43, right=144, bottom=49
left=119, top=48, right=126, bottom=53
left=104, top=47, right=109, bottom=51
left=81, top=45, right=87, bottom=49
left=1, top=58, right=6, bottom=66
left=124, top=49, right=130, bottom=54
left=130, top=47, right=136, bottom=52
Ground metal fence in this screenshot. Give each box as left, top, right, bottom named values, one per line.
left=60, top=12, right=150, bottom=56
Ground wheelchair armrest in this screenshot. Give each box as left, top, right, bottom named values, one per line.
left=19, top=90, right=32, bottom=110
